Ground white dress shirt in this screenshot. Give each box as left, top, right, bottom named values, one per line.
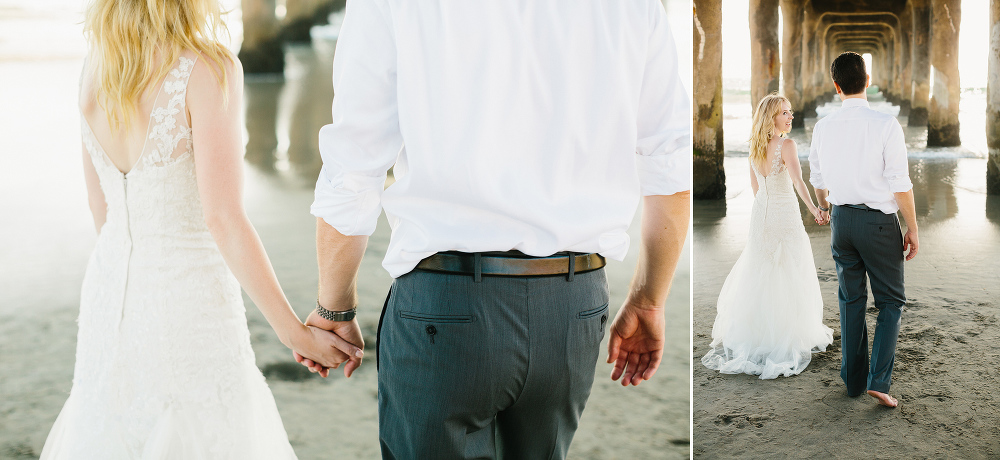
left=311, top=0, right=690, bottom=278
left=808, top=98, right=912, bottom=214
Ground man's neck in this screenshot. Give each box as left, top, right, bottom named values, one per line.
left=838, top=92, right=867, bottom=102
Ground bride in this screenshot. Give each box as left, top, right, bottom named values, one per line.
left=701, top=93, right=833, bottom=380
left=40, top=1, right=362, bottom=457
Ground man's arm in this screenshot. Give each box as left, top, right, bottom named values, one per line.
left=298, top=0, right=400, bottom=377
left=607, top=191, right=690, bottom=386
left=808, top=122, right=830, bottom=223
left=296, top=219, right=369, bottom=378
left=894, top=190, right=919, bottom=261
left=815, top=188, right=830, bottom=223
left=883, top=120, right=917, bottom=260
left=605, top=2, right=690, bottom=387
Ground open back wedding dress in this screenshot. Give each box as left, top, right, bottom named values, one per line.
left=41, top=52, right=297, bottom=459
left=701, top=141, right=833, bottom=379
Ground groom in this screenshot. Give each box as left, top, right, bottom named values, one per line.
left=293, top=0, right=690, bottom=458
left=809, top=52, right=919, bottom=408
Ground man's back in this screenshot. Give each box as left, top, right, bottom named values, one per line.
left=809, top=98, right=909, bottom=213
left=312, top=0, right=690, bottom=276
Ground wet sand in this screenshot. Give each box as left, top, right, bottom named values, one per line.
left=0, top=49, right=690, bottom=460
left=692, top=153, right=1000, bottom=458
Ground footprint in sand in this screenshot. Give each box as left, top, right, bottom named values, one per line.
left=973, top=311, right=997, bottom=324
left=715, top=413, right=772, bottom=428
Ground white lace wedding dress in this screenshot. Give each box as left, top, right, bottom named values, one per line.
left=41, top=53, right=298, bottom=459
left=701, top=141, right=833, bottom=379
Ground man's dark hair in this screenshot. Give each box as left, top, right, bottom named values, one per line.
left=830, top=52, right=867, bottom=95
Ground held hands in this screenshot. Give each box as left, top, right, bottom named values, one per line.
left=290, top=309, right=364, bottom=378
left=810, top=207, right=830, bottom=225
left=607, top=298, right=665, bottom=386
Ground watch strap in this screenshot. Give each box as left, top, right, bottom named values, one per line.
left=316, top=301, right=357, bottom=322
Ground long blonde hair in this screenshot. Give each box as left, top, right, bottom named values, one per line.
left=84, top=0, right=232, bottom=130
left=748, top=93, right=790, bottom=173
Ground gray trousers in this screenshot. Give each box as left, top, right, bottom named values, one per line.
left=376, top=268, right=610, bottom=460
left=830, top=205, right=905, bottom=395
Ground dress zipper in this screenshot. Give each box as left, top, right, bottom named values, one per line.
left=120, top=175, right=132, bottom=328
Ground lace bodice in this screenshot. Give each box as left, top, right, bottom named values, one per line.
left=43, top=53, right=297, bottom=458
left=83, top=56, right=195, bottom=176
left=747, top=139, right=805, bottom=260
left=751, top=138, right=788, bottom=181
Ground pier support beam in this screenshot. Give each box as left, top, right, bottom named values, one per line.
left=801, top=6, right=820, bottom=117
left=899, top=6, right=913, bottom=116
left=927, top=0, right=961, bottom=146
left=988, top=0, right=1000, bottom=194
left=910, top=0, right=931, bottom=126
left=781, top=0, right=805, bottom=128
left=239, top=0, right=284, bottom=74
left=693, top=0, right=726, bottom=200
left=750, top=0, right=780, bottom=109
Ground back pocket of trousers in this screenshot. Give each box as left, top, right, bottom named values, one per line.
left=398, top=311, right=475, bottom=323
left=578, top=304, right=609, bottom=320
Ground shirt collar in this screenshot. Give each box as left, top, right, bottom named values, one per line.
left=841, top=98, right=870, bottom=109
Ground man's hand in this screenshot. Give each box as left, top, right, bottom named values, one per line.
left=903, top=229, right=918, bottom=261
left=606, top=192, right=686, bottom=386
left=809, top=207, right=825, bottom=225
left=894, top=189, right=919, bottom=262
left=293, top=310, right=365, bottom=378
left=607, top=300, right=665, bottom=386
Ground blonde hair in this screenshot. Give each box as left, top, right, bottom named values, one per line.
left=84, top=0, right=232, bottom=130
left=748, top=93, right=790, bottom=173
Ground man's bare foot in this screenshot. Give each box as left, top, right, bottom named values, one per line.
left=867, top=390, right=898, bottom=408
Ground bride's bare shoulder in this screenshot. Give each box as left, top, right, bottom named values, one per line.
left=78, top=53, right=100, bottom=114
left=186, top=48, right=243, bottom=105
left=780, top=137, right=798, bottom=154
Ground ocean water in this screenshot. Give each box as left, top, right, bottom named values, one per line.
left=720, top=79, right=989, bottom=160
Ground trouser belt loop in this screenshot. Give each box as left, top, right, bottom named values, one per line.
left=566, top=252, right=575, bottom=282
left=474, top=252, right=482, bottom=283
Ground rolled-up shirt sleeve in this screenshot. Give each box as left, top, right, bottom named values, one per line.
left=635, top=1, right=691, bottom=196
left=808, top=124, right=825, bottom=190
left=883, top=119, right=912, bottom=193
left=310, top=0, right=402, bottom=236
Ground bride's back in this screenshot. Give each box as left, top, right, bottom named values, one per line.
left=81, top=0, right=231, bottom=175
left=79, top=60, right=167, bottom=175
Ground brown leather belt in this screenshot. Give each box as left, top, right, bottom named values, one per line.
left=838, top=203, right=881, bottom=212
left=415, top=250, right=606, bottom=280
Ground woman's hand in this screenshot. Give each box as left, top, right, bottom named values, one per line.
left=287, top=323, right=364, bottom=373
left=809, top=206, right=823, bottom=224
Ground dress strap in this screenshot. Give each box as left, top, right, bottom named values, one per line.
left=769, top=138, right=785, bottom=177
left=142, top=53, right=199, bottom=169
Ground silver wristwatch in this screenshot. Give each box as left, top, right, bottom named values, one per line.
left=316, top=301, right=357, bottom=322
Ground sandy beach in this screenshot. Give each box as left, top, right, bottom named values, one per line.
left=0, top=5, right=691, bottom=459
left=692, top=103, right=1000, bottom=457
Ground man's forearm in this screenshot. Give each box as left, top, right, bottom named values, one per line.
left=628, top=191, right=690, bottom=308
left=815, top=188, right=829, bottom=209
left=894, top=189, right=918, bottom=232
left=317, top=217, right=369, bottom=312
